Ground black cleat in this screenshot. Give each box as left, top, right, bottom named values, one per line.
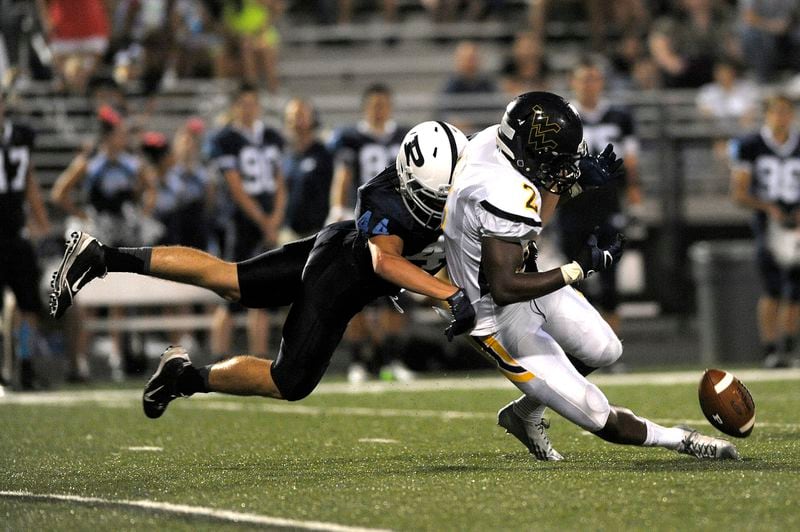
left=143, top=346, right=191, bottom=419
left=49, top=232, right=107, bottom=318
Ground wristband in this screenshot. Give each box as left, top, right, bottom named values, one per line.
left=560, top=261, right=584, bottom=284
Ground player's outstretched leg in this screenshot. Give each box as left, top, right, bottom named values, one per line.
left=50, top=232, right=108, bottom=318
left=497, top=397, right=563, bottom=461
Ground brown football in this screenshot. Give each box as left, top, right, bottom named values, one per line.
left=698, top=369, right=756, bottom=438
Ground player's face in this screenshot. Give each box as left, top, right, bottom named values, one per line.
left=363, top=93, right=392, bottom=126
left=571, top=67, right=604, bottom=105
left=236, top=92, right=262, bottom=125
left=765, top=100, right=794, bottom=133
left=285, top=100, right=314, bottom=135
left=107, top=123, right=129, bottom=152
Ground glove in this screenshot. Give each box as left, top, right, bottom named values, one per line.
left=444, top=288, right=476, bottom=341
left=577, top=144, right=624, bottom=189
left=521, top=241, right=538, bottom=273
left=574, top=229, right=625, bottom=278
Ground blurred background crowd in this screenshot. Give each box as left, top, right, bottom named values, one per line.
left=2, top=0, right=800, bottom=390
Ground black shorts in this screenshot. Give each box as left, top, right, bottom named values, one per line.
left=0, top=237, right=42, bottom=313
left=237, top=222, right=381, bottom=400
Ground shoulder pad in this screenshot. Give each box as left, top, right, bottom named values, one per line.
left=481, top=172, right=542, bottom=228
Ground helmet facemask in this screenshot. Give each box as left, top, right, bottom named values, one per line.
left=398, top=166, right=449, bottom=231
left=530, top=140, right=587, bottom=195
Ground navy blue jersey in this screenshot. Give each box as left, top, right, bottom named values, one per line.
left=209, top=121, right=284, bottom=223
left=558, top=102, right=637, bottom=232
left=329, top=121, right=407, bottom=201
left=0, top=122, right=34, bottom=238
left=283, top=140, right=333, bottom=235
left=355, top=165, right=445, bottom=276
left=84, top=150, right=141, bottom=215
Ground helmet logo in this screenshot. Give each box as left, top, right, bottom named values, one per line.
left=403, top=135, right=424, bottom=167
left=528, top=105, right=561, bottom=152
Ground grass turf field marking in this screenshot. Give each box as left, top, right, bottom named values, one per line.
left=358, top=438, right=399, bottom=444
left=0, top=491, right=391, bottom=532
left=125, top=446, right=163, bottom=452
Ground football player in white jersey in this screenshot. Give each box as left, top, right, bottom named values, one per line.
left=443, top=91, right=739, bottom=461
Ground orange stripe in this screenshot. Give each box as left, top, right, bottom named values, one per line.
left=479, top=336, right=535, bottom=383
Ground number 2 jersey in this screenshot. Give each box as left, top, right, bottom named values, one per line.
left=730, top=126, right=800, bottom=232
left=443, top=125, right=543, bottom=336
left=0, top=122, right=34, bottom=239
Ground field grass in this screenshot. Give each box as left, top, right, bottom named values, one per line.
left=1, top=370, right=799, bottom=531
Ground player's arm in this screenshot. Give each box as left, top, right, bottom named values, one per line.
left=137, top=162, right=158, bottom=215
left=329, top=164, right=353, bottom=221
left=224, top=168, right=272, bottom=230
left=51, top=153, right=89, bottom=219
left=481, top=232, right=623, bottom=306
left=730, top=167, right=784, bottom=220
left=368, top=234, right=458, bottom=300
left=25, top=169, right=51, bottom=236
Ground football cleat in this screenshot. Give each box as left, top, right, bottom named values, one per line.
left=49, top=231, right=107, bottom=318
left=676, top=429, right=740, bottom=460
left=142, top=346, right=191, bottom=419
left=497, top=402, right=564, bottom=461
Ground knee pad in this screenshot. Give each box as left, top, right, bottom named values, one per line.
left=595, top=336, right=623, bottom=368
left=582, top=383, right=611, bottom=432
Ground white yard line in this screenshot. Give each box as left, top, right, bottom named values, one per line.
left=0, top=491, right=390, bottom=532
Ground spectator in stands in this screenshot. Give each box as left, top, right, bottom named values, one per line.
left=608, top=33, right=647, bottom=90
left=327, top=83, right=413, bottom=383
left=282, top=98, right=333, bottom=242
left=648, top=0, right=735, bottom=88
left=630, top=56, right=663, bottom=91
left=207, top=83, right=285, bottom=360
left=696, top=57, right=760, bottom=126
left=555, top=57, right=642, bottom=334
left=499, top=32, right=550, bottom=97
left=730, top=95, right=800, bottom=368
left=0, top=90, right=52, bottom=389
left=439, top=40, right=497, bottom=130
left=319, top=0, right=398, bottom=25
left=739, top=0, right=800, bottom=82
left=35, top=0, right=111, bottom=94
left=51, top=105, right=158, bottom=380
left=171, top=0, right=226, bottom=78
left=223, top=0, right=284, bottom=93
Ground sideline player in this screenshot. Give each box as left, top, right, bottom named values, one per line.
left=0, top=91, right=51, bottom=389
left=731, top=94, right=800, bottom=368
left=50, top=121, right=476, bottom=414
left=443, top=91, right=739, bottom=460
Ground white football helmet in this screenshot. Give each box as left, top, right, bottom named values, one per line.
left=396, top=121, right=468, bottom=230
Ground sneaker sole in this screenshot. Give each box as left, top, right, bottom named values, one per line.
left=142, top=350, right=190, bottom=419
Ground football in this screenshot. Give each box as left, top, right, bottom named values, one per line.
left=698, top=369, right=756, bottom=438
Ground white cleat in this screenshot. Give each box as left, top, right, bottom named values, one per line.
left=677, top=429, right=740, bottom=460
left=497, top=402, right=564, bottom=461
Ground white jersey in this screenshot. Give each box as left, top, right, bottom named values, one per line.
left=443, top=126, right=544, bottom=336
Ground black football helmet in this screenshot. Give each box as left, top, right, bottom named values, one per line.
left=496, top=91, right=587, bottom=194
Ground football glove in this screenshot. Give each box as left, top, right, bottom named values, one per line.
left=577, top=143, right=624, bottom=189
left=444, top=288, right=476, bottom=341
left=574, top=229, right=625, bottom=278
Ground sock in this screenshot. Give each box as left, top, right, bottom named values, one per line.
left=642, top=418, right=686, bottom=450
left=512, top=395, right=545, bottom=424
left=763, top=342, right=777, bottom=358
left=103, top=245, right=153, bottom=274
left=781, top=336, right=795, bottom=354
left=177, top=364, right=212, bottom=395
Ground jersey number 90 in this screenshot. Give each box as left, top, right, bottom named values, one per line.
left=239, top=146, right=280, bottom=195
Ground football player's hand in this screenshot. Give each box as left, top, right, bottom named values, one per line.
left=444, top=287, right=475, bottom=341
left=577, top=144, right=624, bottom=189
left=574, top=229, right=625, bottom=278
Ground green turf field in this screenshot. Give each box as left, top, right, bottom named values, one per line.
left=1, top=370, right=799, bottom=531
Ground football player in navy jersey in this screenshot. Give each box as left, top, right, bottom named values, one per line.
left=207, top=84, right=286, bottom=360
left=281, top=98, right=333, bottom=241
left=328, top=83, right=412, bottom=382
left=0, top=91, right=51, bottom=389
left=731, top=95, right=800, bottom=368
left=556, top=58, right=642, bottom=333
left=49, top=122, right=476, bottom=417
